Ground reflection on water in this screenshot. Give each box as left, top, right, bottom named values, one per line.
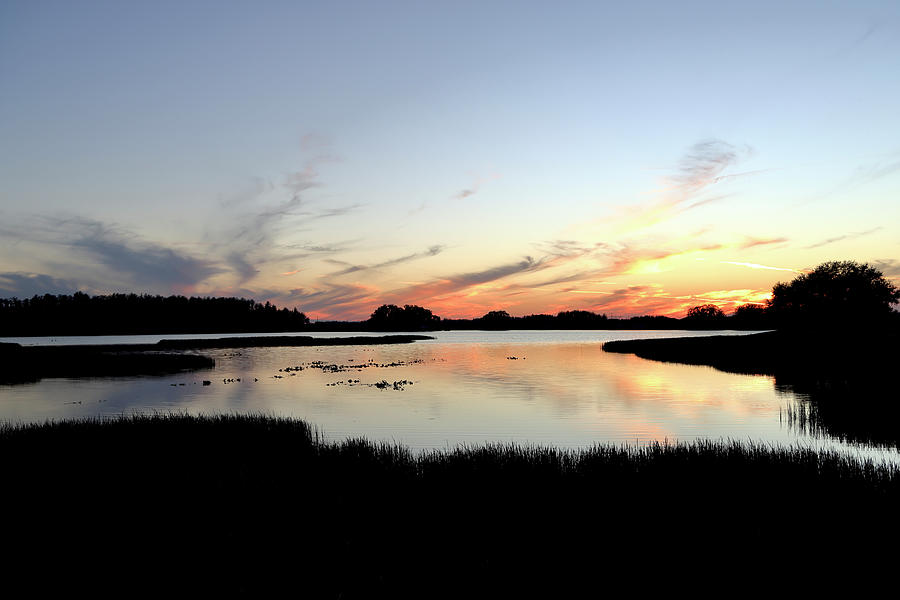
left=777, top=375, right=900, bottom=449
left=0, top=330, right=893, bottom=459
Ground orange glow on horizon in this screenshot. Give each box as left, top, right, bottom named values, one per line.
left=292, top=281, right=775, bottom=321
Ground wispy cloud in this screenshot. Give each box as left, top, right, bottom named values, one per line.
left=70, top=220, right=224, bottom=289
left=873, top=259, right=900, bottom=280
left=451, top=173, right=499, bottom=201
left=281, top=240, right=360, bottom=259
left=0, top=272, right=81, bottom=298
left=329, top=245, right=446, bottom=276
left=490, top=240, right=725, bottom=296
left=297, top=242, right=354, bottom=253
left=384, top=255, right=548, bottom=305
left=594, top=240, right=724, bottom=276
left=278, top=282, right=380, bottom=320
left=803, top=227, right=882, bottom=249
left=584, top=285, right=679, bottom=317
left=672, top=139, right=743, bottom=190
left=212, top=157, right=322, bottom=284
left=804, top=152, right=900, bottom=204
left=739, top=236, right=788, bottom=250
left=309, top=204, right=365, bottom=220
left=611, top=139, right=757, bottom=231
left=537, top=240, right=596, bottom=258
left=719, top=261, right=798, bottom=273
left=852, top=158, right=900, bottom=186
left=1, top=216, right=225, bottom=292
left=217, top=177, right=274, bottom=209
left=452, top=188, right=478, bottom=200
left=209, top=138, right=360, bottom=285
left=410, top=173, right=500, bottom=216
left=226, top=252, right=260, bottom=283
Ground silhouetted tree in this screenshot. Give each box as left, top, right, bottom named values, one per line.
left=482, top=310, right=511, bottom=320
left=369, top=304, right=404, bottom=324
left=731, top=304, right=769, bottom=329
left=686, top=304, right=726, bottom=320
left=519, top=313, right=556, bottom=328
left=479, top=310, right=513, bottom=330
left=402, top=304, right=440, bottom=329
left=556, top=310, right=609, bottom=329
left=682, top=304, right=726, bottom=330
left=732, top=304, right=765, bottom=318
left=366, top=304, right=440, bottom=331
left=767, top=261, right=900, bottom=329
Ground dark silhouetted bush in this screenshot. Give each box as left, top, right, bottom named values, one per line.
left=366, top=304, right=440, bottom=331
left=768, top=261, right=899, bottom=329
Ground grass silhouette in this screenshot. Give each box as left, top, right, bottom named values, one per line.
left=2, top=413, right=897, bottom=595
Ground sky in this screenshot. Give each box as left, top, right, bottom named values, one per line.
left=1, top=0, right=899, bottom=320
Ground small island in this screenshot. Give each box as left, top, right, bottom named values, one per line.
left=0, top=334, right=433, bottom=384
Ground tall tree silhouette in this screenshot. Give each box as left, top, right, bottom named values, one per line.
left=684, top=304, right=726, bottom=328
left=366, top=304, right=440, bottom=331
left=731, top=304, right=768, bottom=329
left=768, top=261, right=899, bottom=329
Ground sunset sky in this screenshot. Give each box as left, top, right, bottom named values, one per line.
left=1, top=1, right=898, bottom=320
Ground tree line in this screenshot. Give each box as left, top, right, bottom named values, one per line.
left=358, top=304, right=737, bottom=331
left=2, top=261, right=896, bottom=335
left=0, top=292, right=310, bottom=336
left=333, top=260, right=899, bottom=332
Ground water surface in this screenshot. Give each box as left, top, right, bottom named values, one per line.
left=1, top=330, right=894, bottom=460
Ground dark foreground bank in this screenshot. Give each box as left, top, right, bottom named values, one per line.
left=0, top=335, right=432, bottom=384
left=2, top=414, right=897, bottom=596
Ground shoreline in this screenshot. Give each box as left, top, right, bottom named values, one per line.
left=0, top=334, right=433, bottom=384
left=603, top=330, right=900, bottom=448
left=601, top=329, right=898, bottom=375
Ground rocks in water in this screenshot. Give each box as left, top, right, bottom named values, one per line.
left=325, top=378, right=414, bottom=390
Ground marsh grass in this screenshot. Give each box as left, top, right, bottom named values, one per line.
left=2, top=413, right=897, bottom=596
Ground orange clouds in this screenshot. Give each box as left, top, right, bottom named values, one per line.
left=738, top=237, right=788, bottom=250
left=310, top=235, right=784, bottom=319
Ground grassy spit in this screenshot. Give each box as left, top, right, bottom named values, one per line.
left=0, top=335, right=432, bottom=384
left=2, top=413, right=897, bottom=596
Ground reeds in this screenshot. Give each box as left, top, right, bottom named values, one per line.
left=2, top=413, right=897, bottom=595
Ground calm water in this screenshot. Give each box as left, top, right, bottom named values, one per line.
left=1, top=330, right=895, bottom=459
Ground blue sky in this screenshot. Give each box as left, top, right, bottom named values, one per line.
left=2, top=1, right=898, bottom=318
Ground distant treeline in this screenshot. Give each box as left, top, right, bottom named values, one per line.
left=0, top=292, right=310, bottom=336
left=353, top=260, right=900, bottom=332
left=316, top=305, right=769, bottom=332
left=448, top=306, right=768, bottom=330
left=0, top=293, right=770, bottom=336
left=2, top=261, right=896, bottom=336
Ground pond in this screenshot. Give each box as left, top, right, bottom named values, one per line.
left=1, top=330, right=895, bottom=460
